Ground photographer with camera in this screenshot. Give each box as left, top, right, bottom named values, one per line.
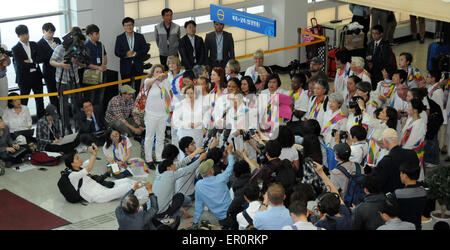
left=50, top=29, right=88, bottom=134
left=12, top=25, right=45, bottom=119
left=335, top=125, right=368, bottom=165
left=0, top=44, right=11, bottom=116
left=342, top=75, right=360, bottom=116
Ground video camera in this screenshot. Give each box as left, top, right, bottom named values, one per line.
left=0, top=47, right=13, bottom=58
left=62, top=32, right=91, bottom=65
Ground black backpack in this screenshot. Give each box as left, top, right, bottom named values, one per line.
left=336, top=162, right=365, bottom=208
left=57, top=169, right=84, bottom=203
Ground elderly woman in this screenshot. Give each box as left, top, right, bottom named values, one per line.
left=259, top=74, right=288, bottom=133
left=321, top=93, right=347, bottom=147
left=349, top=57, right=371, bottom=84
left=306, top=78, right=330, bottom=126
left=225, top=59, right=242, bottom=80
left=255, top=66, right=272, bottom=92
left=245, top=49, right=264, bottom=82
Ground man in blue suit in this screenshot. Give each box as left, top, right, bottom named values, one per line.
left=114, top=17, right=150, bottom=93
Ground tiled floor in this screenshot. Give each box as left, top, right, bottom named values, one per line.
left=0, top=37, right=446, bottom=230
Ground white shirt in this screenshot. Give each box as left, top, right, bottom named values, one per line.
left=236, top=201, right=262, bottom=230
left=428, top=82, right=444, bottom=111
left=173, top=98, right=204, bottom=130
left=290, top=88, right=309, bottom=121
left=245, top=65, right=260, bottom=82
left=2, top=106, right=32, bottom=133
left=103, top=137, right=133, bottom=162
left=350, top=69, right=371, bottom=84
left=321, top=109, right=347, bottom=147
left=144, top=79, right=171, bottom=118
left=279, top=146, right=299, bottom=162
left=334, top=63, right=351, bottom=95
left=283, top=221, right=325, bottom=230
left=350, top=142, right=369, bottom=165
left=19, top=41, right=33, bottom=63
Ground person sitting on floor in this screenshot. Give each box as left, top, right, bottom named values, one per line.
left=66, top=144, right=148, bottom=204
left=115, top=181, right=159, bottom=230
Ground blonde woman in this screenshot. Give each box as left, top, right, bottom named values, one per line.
left=225, top=59, right=241, bottom=80
left=245, top=49, right=264, bottom=82
left=142, top=64, right=172, bottom=169
left=167, top=55, right=185, bottom=145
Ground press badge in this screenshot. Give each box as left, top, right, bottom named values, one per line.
left=96, top=57, right=101, bottom=64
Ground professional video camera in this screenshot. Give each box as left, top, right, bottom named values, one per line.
left=0, top=47, right=13, bottom=58
left=62, top=32, right=91, bottom=65
left=242, top=129, right=257, bottom=141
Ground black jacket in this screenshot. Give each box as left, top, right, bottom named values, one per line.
left=352, top=193, right=386, bottom=230
left=36, top=37, right=62, bottom=78
left=76, top=105, right=106, bottom=134
left=179, top=35, right=206, bottom=70
left=114, top=32, right=150, bottom=78
left=374, top=146, right=419, bottom=194
left=366, top=39, right=392, bottom=84
left=12, top=41, right=43, bottom=84
left=205, top=31, right=235, bottom=66
left=425, top=97, right=444, bottom=140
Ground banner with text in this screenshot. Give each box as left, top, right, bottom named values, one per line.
left=210, top=4, right=276, bottom=37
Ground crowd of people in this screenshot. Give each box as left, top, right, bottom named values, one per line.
left=0, top=6, right=449, bottom=231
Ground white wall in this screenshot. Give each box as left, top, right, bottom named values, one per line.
left=69, top=0, right=125, bottom=74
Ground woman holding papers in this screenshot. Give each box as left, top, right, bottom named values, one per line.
left=259, top=74, right=288, bottom=134
left=321, top=93, right=347, bottom=147
left=103, top=129, right=148, bottom=179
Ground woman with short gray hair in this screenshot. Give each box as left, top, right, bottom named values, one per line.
left=321, top=93, right=348, bottom=147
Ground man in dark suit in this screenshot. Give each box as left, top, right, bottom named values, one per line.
left=374, top=128, right=420, bottom=194
left=114, top=17, right=150, bottom=93
left=37, top=23, right=62, bottom=110
left=77, top=98, right=107, bottom=148
left=205, top=21, right=235, bottom=70
left=12, top=25, right=45, bottom=118
left=179, top=20, right=206, bottom=71
left=365, top=25, right=392, bottom=90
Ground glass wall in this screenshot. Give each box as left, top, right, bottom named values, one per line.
left=124, top=0, right=268, bottom=65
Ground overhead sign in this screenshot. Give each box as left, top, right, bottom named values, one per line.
left=210, top=4, right=276, bottom=37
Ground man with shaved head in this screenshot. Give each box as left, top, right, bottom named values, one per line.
left=373, top=129, right=419, bottom=194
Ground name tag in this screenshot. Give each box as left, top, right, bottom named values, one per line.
left=97, top=57, right=101, bottom=65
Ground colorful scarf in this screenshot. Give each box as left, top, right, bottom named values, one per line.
left=428, top=83, right=441, bottom=98
left=289, top=89, right=302, bottom=103
left=407, top=66, right=423, bottom=85
left=321, top=112, right=345, bottom=134
left=401, top=127, right=412, bottom=146
left=309, top=96, right=325, bottom=119
left=413, top=140, right=425, bottom=167
left=367, top=135, right=378, bottom=165
left=209, top=87, right=224, bottom=126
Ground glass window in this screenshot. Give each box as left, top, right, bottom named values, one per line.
left=1, top=15, right=65, bottom=89
left=168, top=0, right=194, bottom=13
left=124, top=2, right=139, bottom=19
left=141, top=24, right=157, bottom=34
left=195, top=0, right=219, bottom=9
left=245, top=37, right=268, bottom=55
left=1, top=0, right=62, bottom=20
left=173, top=17, right=193, bottom=28
left=222, top=0, right=245, bottom=4
left=247, top=5, right=264, bottom=14
left=139, top=0, right=165, bottom=18
left=195, top=15, right=212, bottom=25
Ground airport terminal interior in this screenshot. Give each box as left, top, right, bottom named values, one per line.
left=0, top=0, right=449, bottom=231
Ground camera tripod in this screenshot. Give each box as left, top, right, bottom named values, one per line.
left=57, top=61, right=82, bottom=136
